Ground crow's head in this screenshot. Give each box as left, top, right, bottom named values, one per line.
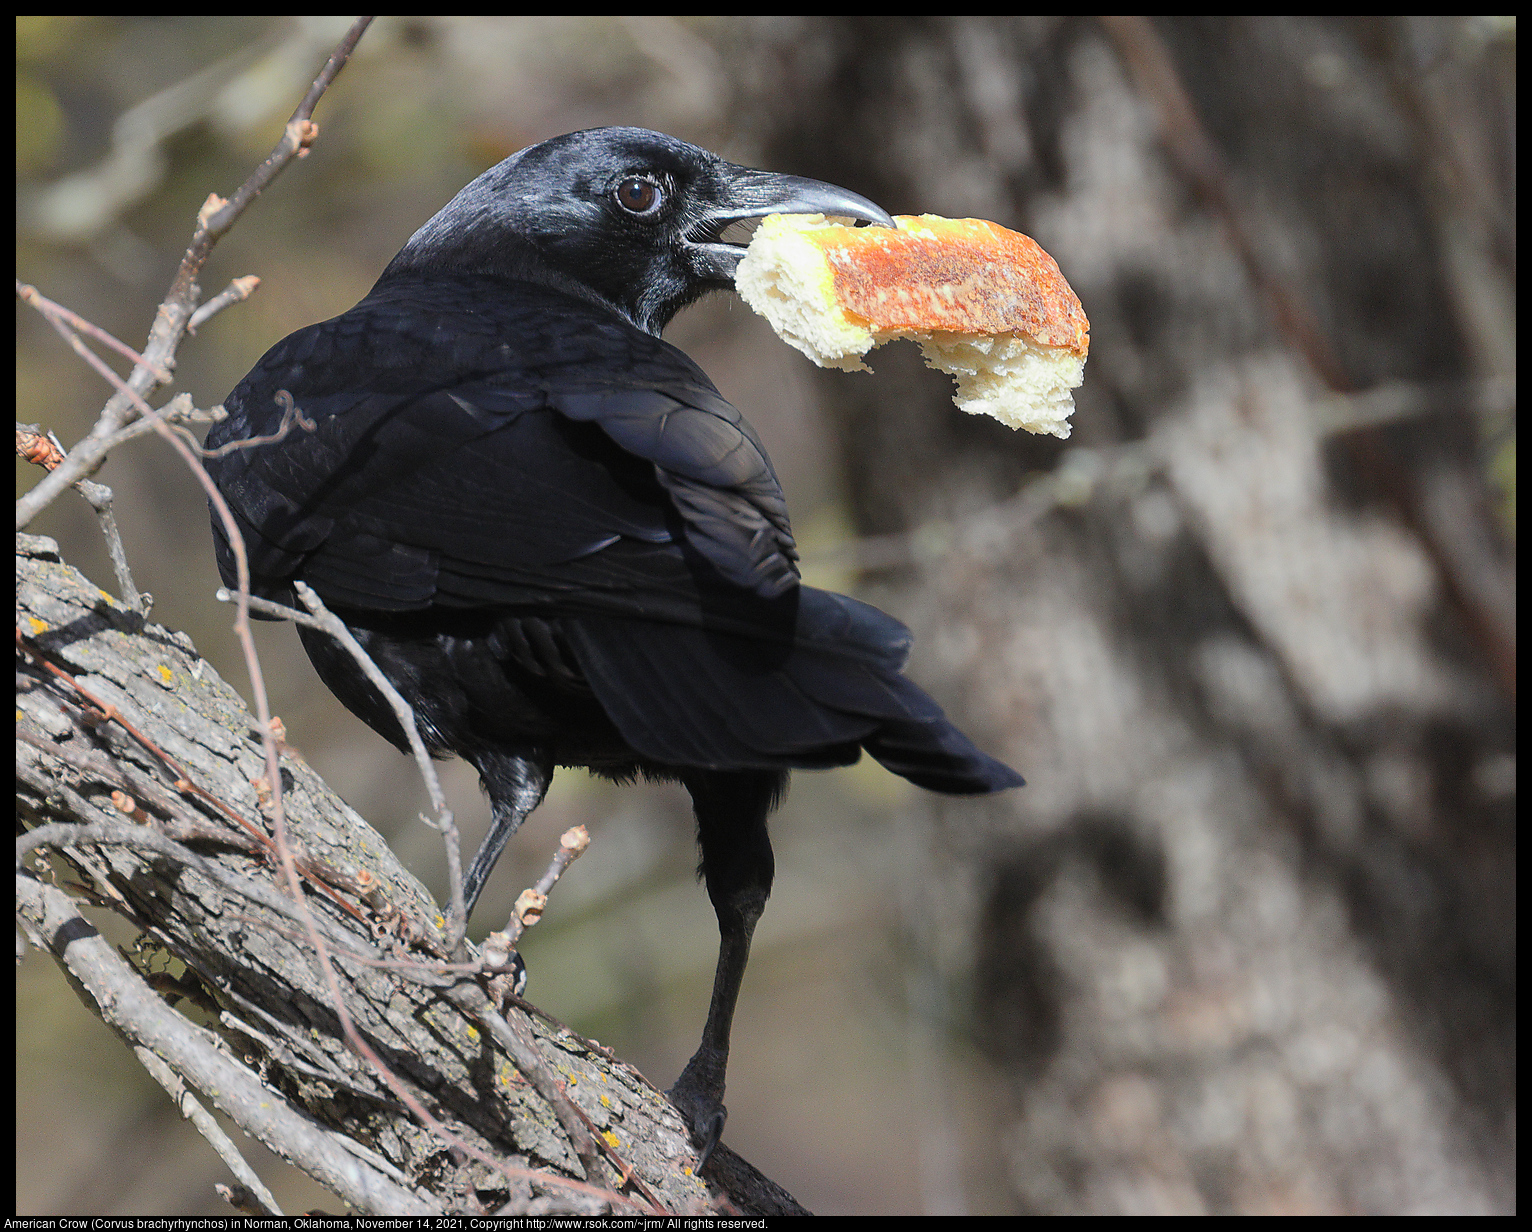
left=385, top=126, right=893, bottom=335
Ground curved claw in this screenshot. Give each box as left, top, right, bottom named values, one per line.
left=666, top=1066, right=728, bottom=1170
left=694, top=1106, right=728, bottom=1171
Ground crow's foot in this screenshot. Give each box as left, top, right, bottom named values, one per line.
left=667, top=1048, right=728, bottom=1169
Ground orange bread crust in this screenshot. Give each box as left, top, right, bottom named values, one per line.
left=807, top=215, right=1089, bottom=354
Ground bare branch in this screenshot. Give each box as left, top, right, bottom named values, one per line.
left=211, top=580, right=467, bottom=948
left=489, top=825, right=591, bottom=951
left=14, top=17, right=373, bottom=530
left=134, top=1044, right=284, bottom=1216
left=188, top=275, right=262, bottom=335
left=16, top=875, right=441, bottom=1215
left=16, top=281, right=174, bottom=382
left=178, top=17, right=375, bottom=279
left=18, top=418, right=148, bottom=614
left=290, top=581, right=468, bottom=948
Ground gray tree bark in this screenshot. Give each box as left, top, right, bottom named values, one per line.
left=16, top=533, right=807, bottom=1216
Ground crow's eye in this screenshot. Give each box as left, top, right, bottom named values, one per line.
left=615, top=177, right=663, bottom=216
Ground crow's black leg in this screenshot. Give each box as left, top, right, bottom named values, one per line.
left=669, top=768, right=787, bottom=1167
left=463, top=749, right=554, bottom=917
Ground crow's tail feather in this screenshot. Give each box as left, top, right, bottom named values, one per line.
left=562, top=587, right=1022, bottom=795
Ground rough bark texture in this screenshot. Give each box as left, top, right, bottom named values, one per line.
left=728, top=15, right=1515, bottom=1215
left=16, top=535, right=807, bottom=1217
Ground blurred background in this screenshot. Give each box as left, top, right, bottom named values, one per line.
left=16, top=16, right=1515, bottom=1216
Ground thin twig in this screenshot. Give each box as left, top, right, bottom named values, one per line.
left=16, top=420, right=147, bottom=613
left=220, top=580, right=467, bottom=949
left=134, top=1044, right=284, bottom=1216
left=15, top=281, right=173, bottom=382
left=91, top=392, right=211, bottom=454
left=197, top=390, right=315, bottom=458
left=488, top=826, right=591, bottom=954
left=16, top=875, right=441, bottom=1215
left=17, top=636, right=376, bottom=927
left=189, top=17, right=375, bottom=255
left=291, top=585, right=467, bottom=952
left=74, top=475, right=149, bottom=615
left=435, top=828, right=625, bottom=1198
left=14, top=16, right=374, bottom=530
left=188, top=275, right=262, bottom=334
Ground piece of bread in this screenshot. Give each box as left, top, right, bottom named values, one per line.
left=735, top=213, right=1089, bottom=437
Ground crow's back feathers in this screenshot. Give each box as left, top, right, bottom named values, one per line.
left=210, top=276, right=798, bottom=611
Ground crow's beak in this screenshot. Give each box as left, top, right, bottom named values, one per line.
left=687, top=167, right=896, bottom=281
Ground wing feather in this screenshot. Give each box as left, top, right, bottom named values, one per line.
left=206, top=276, right=798, bottom=615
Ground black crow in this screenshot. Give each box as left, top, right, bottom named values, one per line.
left=205, top=126, right=1023, bottom=1164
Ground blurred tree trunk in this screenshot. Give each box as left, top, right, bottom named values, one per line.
left=730, top=15, right=1514, bottom=1214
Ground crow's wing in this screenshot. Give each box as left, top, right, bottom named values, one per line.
left=206, top=276, right=799, bottom=619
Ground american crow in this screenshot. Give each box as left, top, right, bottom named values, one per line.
left=205, top=126, right=1023, bottom=1163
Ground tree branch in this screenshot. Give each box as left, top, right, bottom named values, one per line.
left=14, top=17, right=373, bottom=531
left=16, top=537, right=804, bottom=1215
